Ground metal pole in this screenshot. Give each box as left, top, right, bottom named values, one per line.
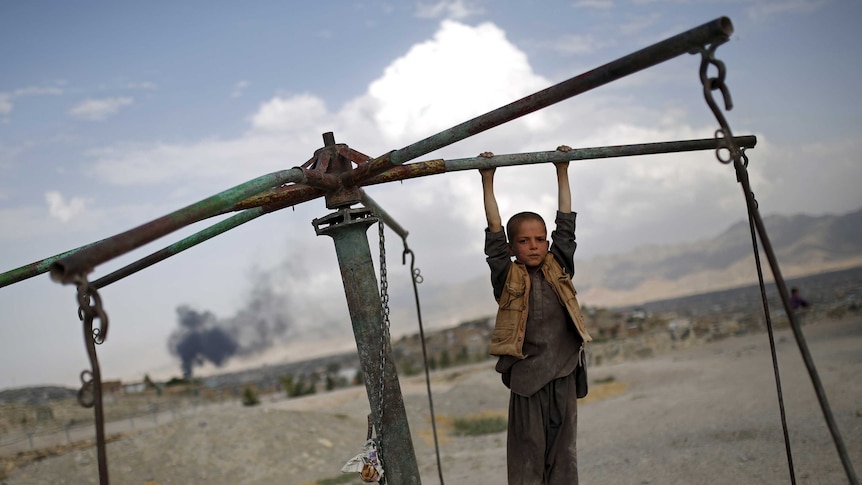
left=353, top=17, right=733, bottom=178
left=733, top=157, right=860, bottom=484
left=360, top=190, right=409, bottom=241
left=366, top=135, right=758, bottom=186
left=0, top=135, right=752, bottom=288
left=313, top=207, right=421, bottom=485
left=91, top=207, right=268, bottom=289
left=48, top=168, right=307, bottom=285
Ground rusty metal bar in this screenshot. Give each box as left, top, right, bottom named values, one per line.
left=91, top=208, right=266, bottom=289
left=1, top=241, right=102, bottom=289
left=0, top=136, right=751, bottom=288
left=3, top=15, right=735, bottom=285
left=234, top=136, right=755, bottom=208
left=375, top=135, right=757, bottom=186
left=48, top=169, right=306, bottom=285
left=91, top=180, right=329, bottom=288
left=360, top=190, right=409, bottom=241
left=232, top=184, right=323, bottom=211
left=350, top=16, right=733, bottom=181
left=0, top=185, right=323, bottom=289
left=444, top=135, right=757, bottom=171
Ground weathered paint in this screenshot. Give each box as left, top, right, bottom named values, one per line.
left=0, top=136, right=752, bottom=289
left=443, top=136, right=758, bottom=171
left=48, top=168, right=306, bottom=284
left=360, top=190, right=409, bottom=241
left=355, top=17, right=734, bottom=180
left=91, top=207, right=268, bottom=289
left=314, top=208, right=422, bottom=484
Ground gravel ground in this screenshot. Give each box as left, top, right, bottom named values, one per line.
left=3, top=315, right=860, bottom=485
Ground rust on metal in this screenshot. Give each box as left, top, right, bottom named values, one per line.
left=363, top=159, right=447, bottom=186
left=48, top=168, right=306, bottom=285
left=232, top=184, right=322, bottom=211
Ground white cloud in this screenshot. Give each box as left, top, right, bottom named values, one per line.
left=747, top=0, right=829, bottom=19
left=85, top=20, right=584, bottom=190
left=250, top=94, right=328, bottom=132
left=573, top=0, right=614, bottom=8
left=68, top=97, right=134, bottom=121
left=364, top=20, right=549, bottom=142
left=415, top=0, right=483, bottom=19
left=0, top=85, right=64, bottom=115
left=127, top=81, right=157, bottom=90
left=231, top=80, right=250, bottom=98
left=13, top=86, right=64, bottom=97
left=547, top=34, right=609, bottom=56
left=619, top=12, right=661, bottom=36
left=79, top=18, right=837, bottom=265
left=45, top=191, right=89, bottom=222
left=0, top=95, right=11, bottom=115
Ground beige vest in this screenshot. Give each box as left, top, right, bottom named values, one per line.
left=489, top=253, right=592, bottom=358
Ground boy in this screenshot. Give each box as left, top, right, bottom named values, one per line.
left=480, top=162, right=591, bottom=485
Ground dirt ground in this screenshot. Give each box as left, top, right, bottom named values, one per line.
left=3, top=315, right=860, bottom=485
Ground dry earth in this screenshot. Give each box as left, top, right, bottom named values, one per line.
left=3, top=315, right=861, bottom=485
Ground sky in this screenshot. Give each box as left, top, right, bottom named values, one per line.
left=1, top=0, right=861, bottom=390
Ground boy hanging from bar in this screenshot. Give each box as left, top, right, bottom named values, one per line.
left=480, top=159, right=592, bottom=485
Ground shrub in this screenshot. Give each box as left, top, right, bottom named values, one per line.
left=241, top=386, right=260, bottom=407
left=453, top=415, right=507, bottom=436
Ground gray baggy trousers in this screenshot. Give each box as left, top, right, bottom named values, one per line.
left=507, top=371, right=578, bottom=485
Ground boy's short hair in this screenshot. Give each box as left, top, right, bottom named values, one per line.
left=506, top=212, right=547, bottom=241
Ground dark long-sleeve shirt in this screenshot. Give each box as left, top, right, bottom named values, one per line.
left=485, top=211, right=583, bottom=397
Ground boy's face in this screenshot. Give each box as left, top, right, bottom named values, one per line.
left=509, top=219, right=549, bottom=269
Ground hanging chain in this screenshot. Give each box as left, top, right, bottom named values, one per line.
left=74, top=274, right=111, bottom=485
left=376, top=219, right=392, bottom=475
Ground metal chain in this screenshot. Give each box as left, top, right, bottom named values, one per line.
left=377, top=219, right=392, bottom=477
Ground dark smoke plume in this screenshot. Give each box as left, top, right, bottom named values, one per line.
left=168, top=272, right=292, bottom=378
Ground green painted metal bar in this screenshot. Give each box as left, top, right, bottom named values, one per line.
left=360, top=190, right=409, bottom=241
left=0, top=241, right=101, bottom=289
left=443, top=135, right=757, bottom=171
left=313, top=208, right=421, bottom=484
left=360, top=135, right=757, bottom=186
left=48, top=168, right=306, bottom=285
left=351, top=17, right=733, bottom=181
left=0, top=185, right=324, bottom=289
left=91, top=207, right=267, bottom=289
left=0, top=136, right=753, bottom=288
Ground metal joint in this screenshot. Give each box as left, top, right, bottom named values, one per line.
left=312, top=207, right=378, bottom=236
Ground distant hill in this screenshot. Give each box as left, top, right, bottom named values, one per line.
left=0, top=386, right=76, bottom=405
left=576, top=207, right=862, bottom=306
left=406, top=207, right=862, bottom=323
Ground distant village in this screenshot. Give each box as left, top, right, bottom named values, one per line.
left=2, top=266, right=859, bottom=438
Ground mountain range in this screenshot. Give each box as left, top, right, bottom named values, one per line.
left=402, top=207, right=862, bottom=331
left=574, top=207, right=862, bottom=306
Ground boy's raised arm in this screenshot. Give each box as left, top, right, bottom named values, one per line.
left=555, top=162, right=571, bottom=214
left=480, top=168, right=503, bottom=233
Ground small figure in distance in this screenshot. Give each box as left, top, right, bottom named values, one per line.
left=790, top=287, right=810, bottom=311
